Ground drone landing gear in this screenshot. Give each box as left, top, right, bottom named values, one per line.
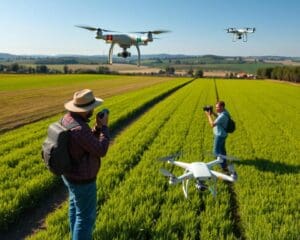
left=135, top=44, right=141, bottom=67
left=242, top=33, right=248, bottom=42
left=108, top=43, right=115, bottom=64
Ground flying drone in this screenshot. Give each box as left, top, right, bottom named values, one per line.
left=76, top=25, right=170, bottom=66
left=159, top=153, right=238, bottom=198
left=226, top=27, right=256, bottom=42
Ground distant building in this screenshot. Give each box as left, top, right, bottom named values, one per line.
left=236, top=72, right=256, bottom=79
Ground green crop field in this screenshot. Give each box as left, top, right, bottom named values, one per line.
left=0, top=75, right=299, bottom=240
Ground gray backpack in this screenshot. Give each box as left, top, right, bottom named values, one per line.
left=42, top=120, right=79, bottom=175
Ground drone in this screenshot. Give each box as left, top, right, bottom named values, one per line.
left=76, top=25, right=170, bottom=66
left=159, top=153, right=238, bottom=198
left=225, top=27, right=256, bottom=42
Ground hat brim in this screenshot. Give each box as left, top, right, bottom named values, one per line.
left=64, top=97, right=103, bottom=112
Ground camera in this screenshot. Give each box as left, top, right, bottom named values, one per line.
left=97, top=108, right=109, bottom=119
left=203, top=105, right=213, bottom=112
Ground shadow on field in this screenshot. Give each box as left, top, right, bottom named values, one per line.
left=236, top=158, right=300, bottom=175
left=0, top=182, right=67, bottom=240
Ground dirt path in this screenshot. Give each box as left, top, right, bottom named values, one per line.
left=0, top=183, right=67, bottom=240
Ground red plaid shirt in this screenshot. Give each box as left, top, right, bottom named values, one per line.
left=62, top=112, right=110, bottom=183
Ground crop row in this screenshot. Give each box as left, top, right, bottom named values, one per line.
left=0, top=77, right=192, bottom=231
left=216, top=80, right=299, bottom=239
left=7, top=79, right=298, bottom=239
left=29, top=80, right=239, bottom=239
left=28, top=77, right=205, bottom=239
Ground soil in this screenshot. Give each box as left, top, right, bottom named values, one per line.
left=0, top=183, right=68, bottom=240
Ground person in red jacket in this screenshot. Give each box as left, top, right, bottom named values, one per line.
left=62, top=89, right=110, bottom=240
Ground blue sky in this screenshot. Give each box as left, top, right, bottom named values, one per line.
left=1, top=0, right=299, bottom=56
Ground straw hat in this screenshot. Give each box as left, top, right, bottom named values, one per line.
left=64, top=89, right=103, bottom=112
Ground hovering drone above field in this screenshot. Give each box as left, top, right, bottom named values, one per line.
left=226, top=27, right=256, bottom=42
left=76, top=25, right=170, bottom=66
left=159, top=153, right=238, bottom=198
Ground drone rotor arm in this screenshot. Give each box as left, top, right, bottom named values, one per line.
left=210, top=170, right=235, bottom=182
left=172, top=161, right=191, bottom=170
left=206, top=158, right=223, bottom=169
left=176, top=171, right=193, bottom=182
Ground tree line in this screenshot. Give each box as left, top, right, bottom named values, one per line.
left=0, top=63, right=112, bottom=74
left=0, top=63, right=204, bottom=77
left=257, top=66, right=300, bottom=83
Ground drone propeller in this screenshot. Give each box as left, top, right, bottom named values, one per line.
left=131, top=30, right=171, bottom=35
left=75, top=25, right=118, bottom=32
left=217, top=154, right=239, bottom=161
left=203, top=151, right=239, bottom=161
left=225, top=27, right=235, bottom=32
left=160, top=168, right=176, bottom=178
left=158, top=152, right=182, bottom=162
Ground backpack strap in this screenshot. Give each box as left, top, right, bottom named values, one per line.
left=60, top=118, right=80, bottom=130
left=223, top=111, right=230, bottom=119
left=221, top=111, right=230, bottom=131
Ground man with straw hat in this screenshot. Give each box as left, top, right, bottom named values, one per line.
left=61, top=89, right=110, bottom=240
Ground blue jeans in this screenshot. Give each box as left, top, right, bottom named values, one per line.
left=213, top=135, right=227, bottom=169
left=62, top=176, right=96, bottom=240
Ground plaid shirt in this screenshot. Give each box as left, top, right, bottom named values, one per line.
left=62, top=112, right=110, bottom=183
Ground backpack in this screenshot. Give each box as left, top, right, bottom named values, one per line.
left=225, top=115, right=236, bottom=133
left=41, top=119, right=79, bottom=175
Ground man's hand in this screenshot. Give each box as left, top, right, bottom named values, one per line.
left=205, top=111, right=215, bottom=127
left=205, top=110, right=212, bottom=116
left=96, top=111, right=108, bottom=128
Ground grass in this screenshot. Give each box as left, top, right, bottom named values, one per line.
left=166, top=62, right=282, bottom=74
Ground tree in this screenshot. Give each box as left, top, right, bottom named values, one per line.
left=11, top=63, right=19, bottom=72
left=187, top=67, right=194, bottom=76
left=165, top=66, right=175, bottom=75
left=195, top=69, right=203, bottom=78
left=97, top=66, right=110, bottom=74
left=63, top=65, right=69, bottom=74
left=36, top=65, right=49, bottom=73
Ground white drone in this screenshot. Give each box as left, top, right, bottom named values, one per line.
left=226, top=27, right=256, bottom=42
left=159, top=153, right=238, bottom=198
left=76, top=25, right=170, bottom=66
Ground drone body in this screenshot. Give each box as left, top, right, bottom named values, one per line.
left=226, top=27, right=256, bottom=42
left=76, top=26, right=170, bottom=66
left=160, top=155, right=237, bottom=198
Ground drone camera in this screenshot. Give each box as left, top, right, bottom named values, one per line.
left=118, top=51, right=131, bottom=58
left=203, top=105, right=213, bottom=112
